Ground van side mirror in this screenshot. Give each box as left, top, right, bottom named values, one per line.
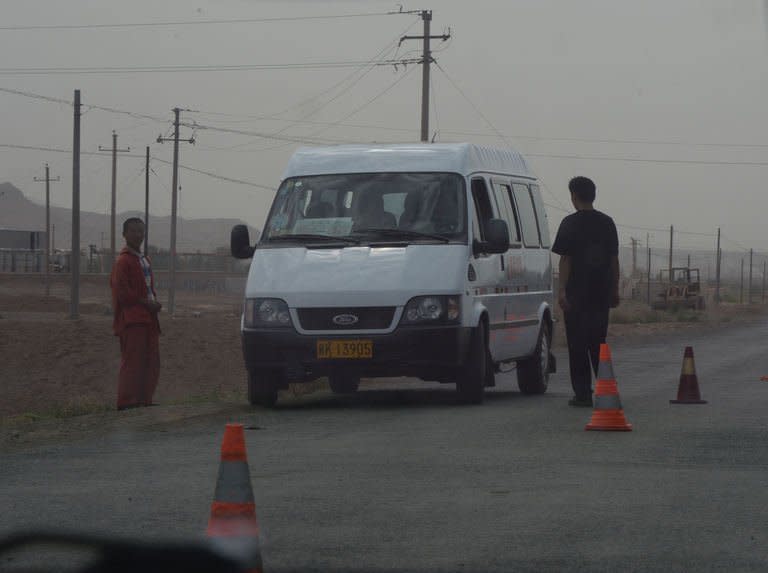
left=473, top=218, right=510, bottom=256
left=231, top=225, right=255, bottom=259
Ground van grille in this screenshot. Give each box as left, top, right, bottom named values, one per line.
left=297, top=307, right=395, bottom=331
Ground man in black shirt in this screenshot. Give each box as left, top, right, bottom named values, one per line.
left=551, top=176, right=620, bottom=407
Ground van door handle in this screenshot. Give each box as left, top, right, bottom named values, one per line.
left=500, top=255, right=505, bottom=271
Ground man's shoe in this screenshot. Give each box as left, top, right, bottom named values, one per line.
left=568, top=397, right=593, bottom=407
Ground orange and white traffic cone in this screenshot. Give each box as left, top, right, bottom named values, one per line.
left=585, top=343, right=633, bottom=431
left=670, top=346, right=707, bottom=404
left=207, top=423, right=263, bottom=573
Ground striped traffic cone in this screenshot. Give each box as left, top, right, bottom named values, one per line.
left=207, top=423, right=264, bottom=573
left=670, top=346, right=707, bottom=404
left=585, top=343, right=633, bottom=431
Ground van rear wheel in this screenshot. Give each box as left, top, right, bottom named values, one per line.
left=456, top=324, right=487, bottom=404
left=516, top=322, right=551, bottom=395
left=247, top=370, right=279, bottom=408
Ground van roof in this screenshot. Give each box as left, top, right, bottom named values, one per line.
left=282, top=143, right=534, bottom=180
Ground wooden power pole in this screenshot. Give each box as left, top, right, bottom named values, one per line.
left=99, top=131, right=130, bottom=264
left=34, top=163, right=59, bottom=296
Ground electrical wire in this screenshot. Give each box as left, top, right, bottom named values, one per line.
left=0, top=12, right=399, bottom=31
left=0, top=60, right=421, bottom=76
left=150, top=157, right=274, bottom=191
left=213, top=20, right=420, bottom=152
left=249, top=64, right=419, bottom=153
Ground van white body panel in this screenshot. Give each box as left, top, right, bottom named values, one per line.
left=242, top=143, right=553, bottom=382
left=246, top=245, right=466, bottom=309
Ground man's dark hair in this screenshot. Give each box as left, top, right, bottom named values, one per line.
left=123, top=217, right=144, bottom=233
left=568, top=176, right=596, bottom=203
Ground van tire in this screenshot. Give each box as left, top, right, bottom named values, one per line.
left=247, top=370, right=279, bottom=408
left=329, top=374, right=360, bottom=394
left=456, top=324, right=487, bottom=404
left=516, top=322, right=551, bottom=395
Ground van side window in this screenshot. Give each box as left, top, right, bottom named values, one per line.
left=492, top=182, right=522, bottom=244
left=511, top=183, right=541, bottom=248
left=529, top=184, right=551, bottom=248
left=471, top=178, right=495, bottom=240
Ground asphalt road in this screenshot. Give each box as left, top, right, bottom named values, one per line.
left=2, top=321, right=768, bottom=572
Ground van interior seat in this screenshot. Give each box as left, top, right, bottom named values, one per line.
left=354, top=193, right=396, bottom=230
left=306, top=201, right=334, bottom=218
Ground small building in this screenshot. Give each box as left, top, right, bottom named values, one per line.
left=0, top=228, right=47, bottom=250
left=0, top=228, right=47, bottom=272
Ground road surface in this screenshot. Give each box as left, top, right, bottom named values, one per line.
left=2, top=321, right=768, bottom=572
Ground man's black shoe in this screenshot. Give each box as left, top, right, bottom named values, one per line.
left=568, top=397, right=593, bottom=407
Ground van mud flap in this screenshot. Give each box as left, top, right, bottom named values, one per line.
left=548, top=352, right=557, bottom=374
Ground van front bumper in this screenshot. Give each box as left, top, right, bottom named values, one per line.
left=241, top=325, right=472, bottom=383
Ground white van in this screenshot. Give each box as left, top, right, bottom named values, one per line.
left=231, top=143, right=555, bottom=406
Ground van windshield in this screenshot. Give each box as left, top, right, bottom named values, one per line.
left=262, top=172, right=467, bottom=245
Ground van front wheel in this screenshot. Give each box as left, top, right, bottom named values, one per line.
left=516, top=322, right=551, bottom=395
left=456, top=324, right=487, bottom=404
left=247, top=370, right=279, bottom=408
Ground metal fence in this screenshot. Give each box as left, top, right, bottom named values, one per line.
left=0, top=249, right=249, bottom=274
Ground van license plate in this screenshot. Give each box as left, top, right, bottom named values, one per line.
left=317, top=340, right=373, bottom=359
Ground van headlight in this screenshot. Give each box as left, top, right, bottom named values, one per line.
left=401, top=295, right=460, bottom=325
left=244, top=298, right=292, bottom=328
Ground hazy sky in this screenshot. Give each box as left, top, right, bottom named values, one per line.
left=2, top=0, right=768, bottom=255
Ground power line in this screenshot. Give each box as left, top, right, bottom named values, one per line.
left=211, top=19, right=420, bottom=153
left=0, top=59, right=421, bottom=76
left=0, top=142, right=269, bottom=189
left=180, top=122, right=353, bottom=145
left=525, top=152, right=768, bottom=167
left=0, top=86, right=72, bottom=105
left=245, top=63, right=420, bottom=153
left=6, top=84, right=768, bottom=155
left=0, top=12, right=398, bottom=31
left=150, top=157, right=274, bottom=191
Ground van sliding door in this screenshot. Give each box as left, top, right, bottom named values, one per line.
left=470, top=177, right=506, bottom=362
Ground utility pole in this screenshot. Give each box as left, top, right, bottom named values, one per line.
left=99, top=131, right=130, bottom=264
left=399, top=10, right=450, bottom=142
left=34, top=163, right=60, bottom=296
left=145, top=146, right=150, bottom=256
left=740, top=258, right=744, bottom=304
left=748, top=248, right=753, bottom=304
left=763, top=260, right=766, bottom=304
left=157, top=108, right=195, bottom=315
left=668, top=225, right=674, bottom=281
left=715, top=228, right=721, bottom=305
left=647, top=247, right=652, bottom=305
left=70, top=89, right=81, bottom=320
left=630, top=238, right=638, bottom=277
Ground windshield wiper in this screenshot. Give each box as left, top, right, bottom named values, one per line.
left=352, top=228, right=451, bottom=243
left=266, top=233, right=360, bottom=244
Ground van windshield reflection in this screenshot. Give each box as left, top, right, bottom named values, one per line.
left=262, top=172, right=467, bottom=245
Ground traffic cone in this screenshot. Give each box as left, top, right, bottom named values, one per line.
left=670, top=346, right=707, bottom=404
left=207, top=423, right=263, bottom=573
left=585, top=343, right=633, bottom=431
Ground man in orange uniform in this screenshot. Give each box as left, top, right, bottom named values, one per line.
left=110, top=217, right=162, bottom=410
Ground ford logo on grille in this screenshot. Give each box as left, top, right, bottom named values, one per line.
left=332, top=313, right=359, bottom=326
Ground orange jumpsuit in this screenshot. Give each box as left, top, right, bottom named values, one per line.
left=110, top=247, right=160, bottom=410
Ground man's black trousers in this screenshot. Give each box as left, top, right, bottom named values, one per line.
left=563, top=307, right=610, bottom=400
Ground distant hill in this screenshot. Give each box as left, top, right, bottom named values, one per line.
left=0, top=182, right=259, bottom=253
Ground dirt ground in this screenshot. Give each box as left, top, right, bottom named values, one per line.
left=1, top=274, right=763, bottom=424
left=0, top=277, right=247, bottom=420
